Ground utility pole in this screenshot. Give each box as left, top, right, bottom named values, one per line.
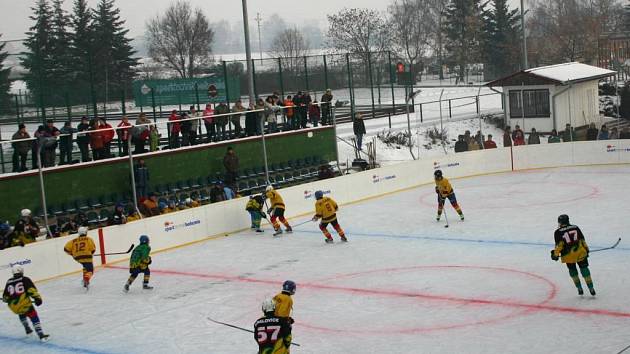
left=255, top=12, right=263, bottom=63
left=520, top=0, right=528, bottom=70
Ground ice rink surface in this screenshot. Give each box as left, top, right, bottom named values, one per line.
left=2, top=165, right=630, bottom=354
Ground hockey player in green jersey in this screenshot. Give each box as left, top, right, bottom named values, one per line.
left=246, top=194, right=266, bottom=233
left=123, top=235, right=153, bottom=292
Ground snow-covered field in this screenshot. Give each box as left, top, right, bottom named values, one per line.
left=1, top=164, right=629, bottom=353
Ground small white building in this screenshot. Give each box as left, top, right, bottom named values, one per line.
left=486, top=62, right=616, bottom=132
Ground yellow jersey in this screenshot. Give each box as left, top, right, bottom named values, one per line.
left=315, top=197, right=338, bottom=223
left=3, top=276, right=41, bottom=315
left=265, top=190, right=286, bottom=210
left=435, top=178, right=454, bottom=198
left=273, top=292, right=293, bottom=318
left=64, top=236, right=96, bottom=263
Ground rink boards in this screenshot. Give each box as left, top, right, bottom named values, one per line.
left=2, top=139, right=630, bottom=282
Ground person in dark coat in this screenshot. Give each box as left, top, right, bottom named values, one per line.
left=503, top=126, right=512, bottom=147
left=321, top=89, right=333, bottom=125
left=454, top=135, right=469, bottom=153
left=527, top=128, right=540, bottom=145
left=586, top=123, right=598, bottom=141
left=76, top=116, right=91, bottom=162
left=12, top=124, right=31, bottom=172
left=134, top=159, right=150, bottom=200
left=245, top=103, right=258, bottom=136
left=59, top=121, right=75, bottom=164
left=42, top=119, right=60, bottom=167
left=353, top=113, right=366, bottom=151
left=223, top=146, right=239, bottom=189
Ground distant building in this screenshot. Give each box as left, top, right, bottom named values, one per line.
left=598, top=32, right=630, bottom=81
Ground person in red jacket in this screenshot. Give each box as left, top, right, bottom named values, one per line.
left=309, top=100, right=321, bottom=127
left=89, top=120, right=104, bottom=160
left=512, top=128, right=526, bottom=146
left=117, top=116, right=132, bottom=156
left=98, top=118, right=115, bottom=158
left=203, top=103, right=215, bottom=142
left=168, top=109, right=181, bottom=149
left=483, top=134, right=497, bottom=149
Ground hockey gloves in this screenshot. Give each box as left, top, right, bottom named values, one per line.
left=550, top=250, right=559, bottom=261
left=34, top=298, right=42, bottom=306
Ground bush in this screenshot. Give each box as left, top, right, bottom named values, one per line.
left=377, top=130, right=413, bottom=149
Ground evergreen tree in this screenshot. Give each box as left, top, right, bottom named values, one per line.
left=482, top=0, right=520, bottom=79
left=50, top=0, right=73, bottom=98
left=69, top=0, right=96, bottom=106
left=0, top=35, right=12, bottom=114
left=92, top=0, right=137, bottom=99
left=443, top=0, right=484, bottom=84
left=21, top=0, right=55, bottom=115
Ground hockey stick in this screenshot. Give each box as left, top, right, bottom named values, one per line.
left=292, top=219, right=316, bottom=228
left=207, top=317, right=301, bottom=346
left=441, top=199, right=450, bottom=228
left=94, top=244, right=134, bottom=257
left=590, top=237, right=621, bottom=253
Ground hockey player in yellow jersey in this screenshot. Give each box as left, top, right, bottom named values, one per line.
left=3, top=265, right=49, bottom=341
left=312, top=191, right=346, bottom=243
left=64, top=226, right=96, bottom=289
left=265, top=185, right=292, bottom=236
left=433, top=170, right=464, bottom=221
left=273, top=280, right=296, bottom=324
left=254, top=298, right=292, bottom=354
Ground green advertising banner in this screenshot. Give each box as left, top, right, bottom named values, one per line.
left=133, top=77, right=240, bottom=106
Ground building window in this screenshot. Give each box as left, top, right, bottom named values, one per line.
left=509, top=89, right=551, bottom=118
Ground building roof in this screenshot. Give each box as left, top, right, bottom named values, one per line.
left=486, top=62, right=616, bottom=87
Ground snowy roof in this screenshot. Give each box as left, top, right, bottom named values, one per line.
left=486, top=62, right=616, bottom=87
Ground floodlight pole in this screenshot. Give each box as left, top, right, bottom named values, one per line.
left=406, top=89, right=421, bottom=160
left=520, top=0, right=528, bottom=70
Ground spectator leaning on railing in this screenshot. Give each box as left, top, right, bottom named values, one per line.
left=231, top=100, right=246, bottom=137
left=89, top=119, right=105, bottom=160
left=321, top=89, right=333, bottom=125
left=132, top=113, right=151, bottom=154
left=168, top=109, right=181, bottom=149
left=180, top=112, right=192, bottom=146
left=454, top=135, right=468, bottom=153
left=117, top=116, right=132, bottom=156
left=548, top=129, right=561, bottom=143
left=310, top=99, right=321, bottom=127
left=203, top=103, right=215, bottom=142
left=99, top=118, right=115, bottom=159
left=527, top=128, right=540, bottom=145
left=284, top=95, right=295, bottom=130
left=503, top=126, right=512, bottom=147
left=245, top=102, right=258, bottom=137
left=189, top=105, right=200, bottom=145
left=215, top=102, right=230, bottom=140
left=42, top=119, right=60, bottom=167
left=59, top=121, right=75, bottom=165
left=609, top=127, right=619, bottom=140
left=77, top=116, right=91, bottom=162
left=562, top=124, right=576, bottom=142
left=597, top=124, right=609, bottom=140
left=12, top=124, right=30, bottom=173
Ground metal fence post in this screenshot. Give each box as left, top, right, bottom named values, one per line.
left=420, top=103, right=423, bottom=123
left=476, top=96, right=480, bottom=114
left=223, top=60, right=232, bottom=136
left=304, top=56, right=310, bottom=92
left=367, top=52, right=375, bottom=118
left=346, top=53, right=354, bottom=119
left=121, top=88, right=127, bottom=115
left=388, top=51, right=396, bottom=116
left=278, top=58, right=285, bottom=99
left=252, top=60, right=258, bottom=99
left=195, top=83, right=200, bottom=111
left=37, top=142, right=51, bottom=237
left=151, top=89, right=157, bottom=123
left=323, top=54, right=329, bottom=90
left=448, top=99, right=452, bottom=118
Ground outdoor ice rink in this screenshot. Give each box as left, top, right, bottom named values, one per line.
left=1, top=165, right=630, bottom=354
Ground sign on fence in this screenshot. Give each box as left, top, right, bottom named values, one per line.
left=132, top=77, right=240, bottom=106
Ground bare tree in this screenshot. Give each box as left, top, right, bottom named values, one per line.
left=326, top=8, right=390, bottom=54
left=389, top=0, right=435, bottom=79
left=146, top=1, right=214, bottom=78
left=269, top=27, right=310, bottom=75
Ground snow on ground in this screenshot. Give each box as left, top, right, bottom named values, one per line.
left=1, top=164, right=629, bottom=353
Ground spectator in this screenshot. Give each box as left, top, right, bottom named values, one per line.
left=189, top=105, right=200, bottom=145
left=187, top=197, right=200, bottom=208
left=109, top=203, right=127, bottom=225
left=511, top=125, right=524, bottom=142
left=562, top=123, right=576, bottom=142
left=293, top=92, right=305, bottom=129
left=302, top=92, right=312, bottom=128
left=454, top=135, right=468, bottom=152
left=158, top=201, right=169, bottom=214
left=215, top=102, right=230, bottom=141
left=32, top=125, right=45, bottom=169
left=126, top=208, right=142, bottom=222
left=620, top=127, right=630, bottom=139
left=58, top=216, right=79, bottom=236
left=283, top=95, right=295, bottom=130
left=464, top=130, right=472, bottom=144
left=59, top=121, right=75, bottom=165
left=223, top=146, right=239, bottom=189
left=483, top=134, right=497, bottom=149
left=321, top=89, right=333, bottom=125
left=245, top=102, right=258, bottom=136
left=134, top=159, right=150, bottom=200
left=0, top=222, right=13, bottom=250
left=132, top=113, right=151, bottom=154
left=474, top=131, right=484, bottom=148
left=231, top=100, right=245, bottom=137
left=309, top=100, right=321, bottom=127
left=224, top=184, right=236, bottom=200
left=13, top=209, right=40, bottom=246
left=99, top=118, right=115, bottom=158
left=264, top=96, right=280, bottom=133
left=586, top=123, right=598, bottom=141
left=11, top=123, right=30, bottom=172
left=353, top=113, right=366, bottom=151
left=210, top=182, right=226, bottom=203
left=468, top=136, right=480, bottom=150
left=180, top=112, right=192, bottom=146
left=76, top=116, right=91, bottom=162
left=255, top=98, right=265, bottom=135
left=548, top=129, right=561, bottom=143
left=149, top=125, right=160, bottom=152
left=74, top=211, right=89, bottom=227
left=503, top=126, right=512, bottom=147
left=168, top=109, right=181, bottom=149
left=598, top=124, right=609, bottom=140
left=527, top=128, right=540, bottom=145
left=513, top=129, right=526, bottom=146
left=610, top=127, right=619, bottom=140
left=141, top=193, right=160, bottom=217
left=203, top=103, right=215, bottom=142
left=89, top=120, right=105, bottom=160
left=42, top=119, right=61, bottom=167
left=318, top=164, right=335, bottom=179
left=117, top=116, right=132, bottom=156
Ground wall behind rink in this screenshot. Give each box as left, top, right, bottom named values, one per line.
left=2, top=140, right=629, bottom=282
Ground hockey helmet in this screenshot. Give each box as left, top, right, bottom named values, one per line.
left=314, top=190, right=324, bottom=200
left=265, top=185, right=274, bottom=192
left=21, top=209, right=31, bottom=217
left=185, top=198, right=192, bottom=205
left=0, top=222, right=9, bottom=233
left=261, top=298, right=276, bottom=314
left=282, top=280, right=296, bottom=295
left=78, top=226, right=88, bottom=236
left=139, top=235, right=150, bottom=244
left=11, top=264, right=24, bottom=276
left=557, top=214, right=570, bottom=226
left=434, top=170, right=443, bottom=179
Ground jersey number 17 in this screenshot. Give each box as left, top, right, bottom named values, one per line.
left=562, top=230, right=579, bottom=245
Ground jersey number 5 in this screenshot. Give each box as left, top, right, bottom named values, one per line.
left=7, top=282, right=25, bottom=296
left=562, top=230, right=579, bottom=244
left=256, top=325, right=281, bottom=343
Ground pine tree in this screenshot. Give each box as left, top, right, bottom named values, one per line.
left=69, top=0, right=96, bottom=107
left=482, top=0, right=520, bottom=79
left=92, top=0, right=137, bottom=100
left=21, top=0, right=55, bottom=116
left=443, top=0, right=484, bottom=84
left=50, top=0, right=73, bottom=100
left=0, top=35, right=12, bottom=113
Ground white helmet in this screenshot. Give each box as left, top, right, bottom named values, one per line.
left=185, top=198, right=192, bottom=204
left=265, top=185, right=274, bottom=192
left=261, top=298, right=276, bottom=314
left=78, top=226, right=88, bottom=236
left=21, top=209, right=31, bottom=217
left=11, top=264, right=24, bottom=276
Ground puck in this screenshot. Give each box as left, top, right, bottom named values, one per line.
left=444, top=225, right=449, bottom=228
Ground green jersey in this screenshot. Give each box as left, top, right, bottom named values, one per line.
left=130, top=243, right=151, bottom=269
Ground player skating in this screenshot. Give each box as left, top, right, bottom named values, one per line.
left=434, top=170, right=464, bottom=221
left=551, top=214, right=596, bottom=296
left=265, top=186, right=292, bottom=236
left=2, top=265, right=49, bottom=341
left=254, top=298, right=292, bottom=354
left=123, top=235, right=153, bottom=292
left=273, top=280, right=295, bottom=326
left=312, top=190, right=347, bottom=244
left=246, top=194, right=266, bottom=233
left=63, top=226, right=96, bottom=290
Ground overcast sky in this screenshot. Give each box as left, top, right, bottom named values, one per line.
left=0, top=0, right=522, bottom=41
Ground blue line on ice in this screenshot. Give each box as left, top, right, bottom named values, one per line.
left=0, top=333, right=118, bottom=354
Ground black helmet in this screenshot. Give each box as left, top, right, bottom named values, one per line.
left=558, top=214, right=569, bottom=225
left=434, top=170, right=443, bottom=179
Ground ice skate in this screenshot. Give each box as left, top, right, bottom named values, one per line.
left=143, top=284, right=154, bottom=290
left=39, top=334, right=50, bottom=342
left=325, top=238, right=334, bottom=244
left=273, top=228, right=283, bottom=236
left=123, top=284, right=130, bottom=293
